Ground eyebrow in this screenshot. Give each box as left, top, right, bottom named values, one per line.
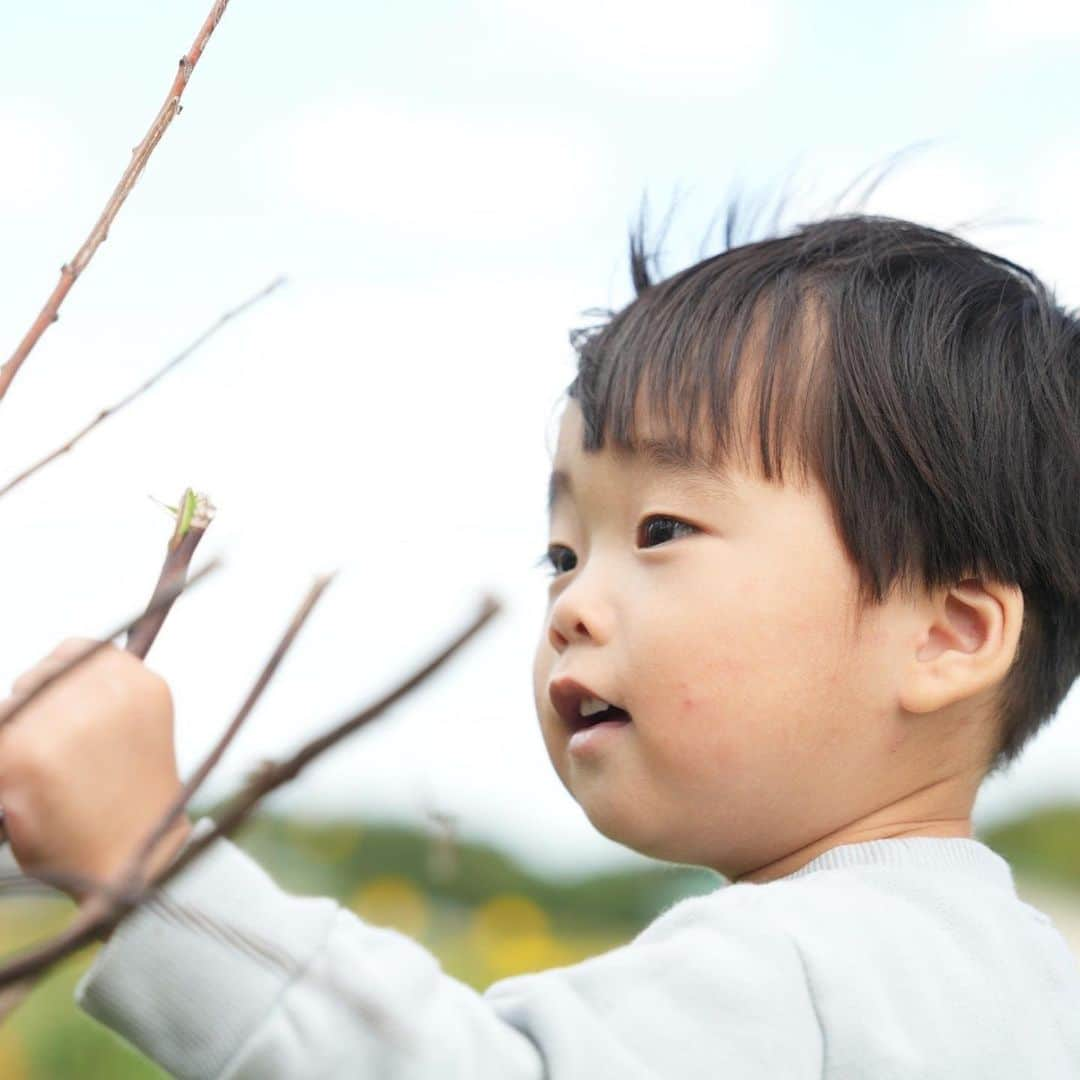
left=547, top=437, right=735, bottom=514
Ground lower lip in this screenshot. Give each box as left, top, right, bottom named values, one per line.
left=567, top=718, right=631, bottom=755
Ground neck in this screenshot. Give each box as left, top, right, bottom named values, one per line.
left=733, top=817, right=975, bottom=885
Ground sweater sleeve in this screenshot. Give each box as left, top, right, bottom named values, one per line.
left=75, top=817, right=822, bottom=1079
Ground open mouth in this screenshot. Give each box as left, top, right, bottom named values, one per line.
left=549, top=677, right=633, bottom=734
left=569, top=704, right=631, bottom=731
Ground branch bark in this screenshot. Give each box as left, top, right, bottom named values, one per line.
left=0, top=0, right=234, bottom=407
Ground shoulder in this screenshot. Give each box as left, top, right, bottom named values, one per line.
left=494, top=879, right=817, bottom=1006
left=485, top=881, right=825, bottom=1076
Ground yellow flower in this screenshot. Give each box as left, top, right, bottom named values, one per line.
left=349, top=876, right=429, bottom=940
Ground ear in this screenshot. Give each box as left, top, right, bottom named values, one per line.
left=899, top=578, right=1024, bottom=716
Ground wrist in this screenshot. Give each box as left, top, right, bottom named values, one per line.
left=79, top=815, right=195, bottom=941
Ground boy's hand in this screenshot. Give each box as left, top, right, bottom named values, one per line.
left=0, top=638, right=193, bottom=907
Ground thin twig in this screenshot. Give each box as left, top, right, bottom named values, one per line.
left=161, top=594, right=501, bottom=891
left=0, top=0, right=233, bottom=406
left=0, top=594, right=500, bottom=993
left=120, top=572, right=336, bottom=892
left=0, top=278, right=285, bottom=500
left=0, top=557, right=221, bottom=739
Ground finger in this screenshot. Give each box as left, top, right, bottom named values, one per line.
left=48, top=637, right=104, bottom=663
left=10, top=639, right=105, bottom=697
left=11, top=665, right=59, bottom=698
left=10, top=654, right=85, bottom=698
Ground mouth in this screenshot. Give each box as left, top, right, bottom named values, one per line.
left=549, top=676, right=633, bottom=733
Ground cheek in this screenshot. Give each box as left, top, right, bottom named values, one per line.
left=639, top=675, right=736, bottom=761
left=669, top=691, right=723, bottom=756
left=638, top=630, right=795, bottom=769
left=641, top=621, right=752, bottom=708
left=728, top=567, right=850, bottom=696
left=532, top=636, right=566, bottom=757
left=532, top=635, right=553, bottom=712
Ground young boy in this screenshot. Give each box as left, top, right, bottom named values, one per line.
left=1, top=210, right=1079, bottom=1078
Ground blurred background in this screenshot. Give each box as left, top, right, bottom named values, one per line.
left=1, top=1, right=1079, bottom=1074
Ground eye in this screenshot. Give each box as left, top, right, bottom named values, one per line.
left=535, top=545, right=577, bottom=578
left=638, top=515, right=697, bottom=548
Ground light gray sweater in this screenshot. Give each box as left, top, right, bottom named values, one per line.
left=74, top=818, right=1080, bottom=1078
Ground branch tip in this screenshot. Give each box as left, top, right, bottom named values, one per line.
left=190, top=492, right=216, bottom=530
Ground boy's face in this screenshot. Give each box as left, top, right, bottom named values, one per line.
left=532, top=398, right=976, bottom=881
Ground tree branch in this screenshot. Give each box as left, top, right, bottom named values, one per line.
left=0, top=278, right=285, bottom=501
left=126, top=488, right=216, bottom=658
left=0, top=0, right=234, bottom=406
left=160, top=594, right=501, bottom=891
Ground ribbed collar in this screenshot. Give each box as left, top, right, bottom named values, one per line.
left=776, top=835, right=1016, bottom=892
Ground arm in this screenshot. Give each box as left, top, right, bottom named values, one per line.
left=77, top=819, right=822, bottom=1079
left=76, top=817, right=545, bottom=1080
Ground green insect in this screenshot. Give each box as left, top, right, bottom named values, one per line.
left=149, top=487, right=198, bottom=541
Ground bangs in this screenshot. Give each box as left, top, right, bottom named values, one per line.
left=568, top=250, right=832, bottom=490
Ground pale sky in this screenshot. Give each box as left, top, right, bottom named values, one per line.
left=0, top=1, right=1078, bottom=876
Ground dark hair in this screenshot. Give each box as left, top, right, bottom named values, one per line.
left=567, top=208, right=1080, bottom=778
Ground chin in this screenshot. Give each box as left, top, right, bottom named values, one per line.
left=594, top=808, right=723, bottom=870
left=577, top=794, right=678, bottom=863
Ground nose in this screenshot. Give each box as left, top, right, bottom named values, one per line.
left=546, top=569, right=613, bottom=652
